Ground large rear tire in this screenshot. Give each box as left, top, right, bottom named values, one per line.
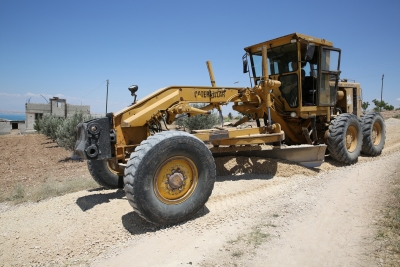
left=87, top=160, right=124, bottom=189
left=327, top=113, right=362, bottom=164
left=124, top=131, right=216, bottom=226
left=361, top=112, right=386, bottom=156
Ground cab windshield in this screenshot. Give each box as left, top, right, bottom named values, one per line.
left=250, top=43, right=299, bottom=107
left=250, top=43, right=298, bottom=78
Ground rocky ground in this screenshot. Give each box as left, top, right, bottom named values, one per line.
left=379, top=109, right=400, bottom=120
left=0, top=113, right=399, bottom=266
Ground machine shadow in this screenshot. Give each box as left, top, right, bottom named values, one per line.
left=214, top=155, right=321, bottom=182
left=76, top=189, right=125, bottom=211
left=58, top=156, right=83, bottom=163
left=214, top=156, right=277, bottom=178
left=324, top=155, right=348, bottom=167
left=121, top=205, right=210, bottom=235
left=80, top=154, right=322, bottom=234
left=75, top=187, right=210, bottom=234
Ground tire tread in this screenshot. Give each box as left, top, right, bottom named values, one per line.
left=327, top=113, right=362, bottom=164
left=361, top=112, right=386, bottom=156
left=124, top=131, right=216, bottom=225
left=88, top=160, right=123, bottom=189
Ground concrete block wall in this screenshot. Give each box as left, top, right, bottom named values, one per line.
left=25, top=113, right=36, bottom=130
left=0, top=121, right=11, bottom=134
left=0, top=120, right=26, bottom=134
left=26, top=103, right=51, bottom=113
left=25, top=103, right=51, bottom=131
left=66, top=104, right=90, bottom=117
left=51, top=100, right=66, bottom=117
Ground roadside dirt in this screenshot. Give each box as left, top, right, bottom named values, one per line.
left=0, top=114, right=399, bottom=266
left=0, top=134, right=89, bottom=196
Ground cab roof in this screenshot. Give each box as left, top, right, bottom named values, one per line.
left=244, top=33, right=333, bottom=52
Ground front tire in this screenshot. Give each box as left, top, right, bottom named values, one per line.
left=361, top=112, right=386, bottom=156
left=124, top=131, right=216, bottom=226
left=87, top=160, right=124, bottom=189
left=327, top=113, right=362, bottom=164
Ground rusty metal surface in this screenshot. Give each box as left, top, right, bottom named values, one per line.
left=209, top=130, right=229, bottom=141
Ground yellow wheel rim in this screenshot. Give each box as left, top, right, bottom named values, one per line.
left=154, top=156, right=198, bottom=205
left=345, top=125, right=358, bottom=152
left=372, top=121, right=382, bottom=146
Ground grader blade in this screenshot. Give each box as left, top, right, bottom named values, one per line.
left=212, top=144, right=327, bottom=168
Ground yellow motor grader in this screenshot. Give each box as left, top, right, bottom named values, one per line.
left=75, top=33, right=385, bottom=226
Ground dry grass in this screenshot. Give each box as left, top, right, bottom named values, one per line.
left=228, top=226, right=270, bottom=248
left=373, top=171, right=400, bottom=265
left=0, top=176, right=98, bottom=204
left=224, top=225, right=271, bottom=263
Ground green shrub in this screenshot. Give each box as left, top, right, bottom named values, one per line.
left=33, top=120, right=41, bottom=132
left=56, top=112, right=92, bottom=151
left=34, top=112, right=91, bottom=151
left=362, top=101, right=370, bottom=113
left=372, top=99, right=394, bottom=111
left=175, top=104, right=219, bottom=131
left=38, top=115, right=63, bottom=141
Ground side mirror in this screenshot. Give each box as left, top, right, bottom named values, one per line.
left=243, top=58, right=248, bottom=73
left=305, top=43, right=315, bottom=61
left=128, top=85, right=138, bottom=95
left=128, top=85, right=138, bottom=105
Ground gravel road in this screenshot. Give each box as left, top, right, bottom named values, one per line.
left=1, top=118, right=399, bottom=266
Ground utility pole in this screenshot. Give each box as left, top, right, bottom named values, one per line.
left=106, top=79, right=109, bottom=114
left=380, top=74, right=384, bottom=111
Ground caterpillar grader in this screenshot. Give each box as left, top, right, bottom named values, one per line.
left=74, top=33, right=386, bottom=226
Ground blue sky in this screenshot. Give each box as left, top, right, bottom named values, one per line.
left=1, top=0, right=399, bottom=115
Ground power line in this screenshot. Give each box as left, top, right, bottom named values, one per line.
left=40, top=94, right=49, bottom=103
left=81, top=80, right=107, bottom=99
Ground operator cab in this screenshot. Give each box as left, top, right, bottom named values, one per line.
left=243, top=33, right=341, bottom=109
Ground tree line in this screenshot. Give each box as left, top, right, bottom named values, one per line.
left=34, top=112, right=92, bottom=151
left=362, top=99, right=397, bottom=113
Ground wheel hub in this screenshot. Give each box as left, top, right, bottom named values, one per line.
left=154, top=156, right=198, bottom=204
left=346, top=131, right=353, bottom=148
left=372, top=122, right=382, bottom=145
left=371, top=127, right=377, bottom=143
left=346, top=125, right=358, bottom=152
left=167, top=169, right=185, bottom=189
left=346, top=135, right=351, bottom=143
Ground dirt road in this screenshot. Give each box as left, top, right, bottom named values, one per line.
left=1, top=118, right=399, bottom=266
